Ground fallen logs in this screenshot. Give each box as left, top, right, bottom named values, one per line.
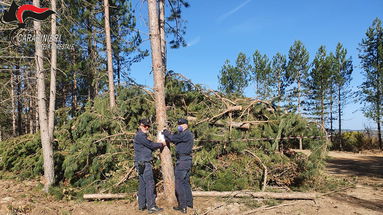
left=84, top=191, right=316, bottom=200
left=192, top=191, right=316, bottom=200
left=83, top=193, right=128, bottom=200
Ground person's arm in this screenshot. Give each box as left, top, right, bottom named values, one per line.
left=136, top=134, right=163, bottom=150
left=162, top=129, right=184, bottom=144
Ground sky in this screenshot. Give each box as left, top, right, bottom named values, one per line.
left=129, top=0, right=383, bottom=130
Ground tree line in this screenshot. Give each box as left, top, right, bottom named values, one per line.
left=0, top=0, right=188, bottom=201
left=218, top=18, right=383, bottom=150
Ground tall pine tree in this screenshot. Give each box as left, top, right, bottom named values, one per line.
left=334, top=43, right=353, bottom=150
left=305, top=46, right=332, bottom=128
left=218, top=52, right=250, bottom=95
left=287, top=41, right=310, bottom=113
left=358, top=18, right=383, bottom=150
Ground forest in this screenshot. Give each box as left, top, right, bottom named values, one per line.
left=0, top=0, right=382, bottom=214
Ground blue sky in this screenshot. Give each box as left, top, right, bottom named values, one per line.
left=130, top=0, right=383, bottom=130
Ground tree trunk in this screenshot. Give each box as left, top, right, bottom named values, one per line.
left=377, top=111, right=382, bottom=150
left=192, top=191, right=316, bottom=200
left=83, top=193, right=127, bottom=200
left=34, top=0, right=55, bottom=192
left=104, top=0, right=116, bottom=109
left=147, top=0, right=177, bottom=205
left=48, top=0, right=57, bottom=142
left=321, top=93, right=325, bottom=129
left=159, top=0, right=166, bottom=67
left=16, top=66, right=22, bottom=135
left=72, top=53, right=78, bottom=112
left=35, top=104, right=39, bottom=131
left=338, top=86, right=342, bottom=150
left=297, top=74, right=301, bottom=113
left=11, top=70, right=16, bottom=136
left=29, top=97, right=34, bottom=134
left=329, top=92, right=333, bottom=142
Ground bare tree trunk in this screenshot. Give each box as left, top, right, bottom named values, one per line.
left=338, top=86, right=342, bottom=150
left=147, top=0, right=177, bottom=205
left=73, top=70, right=77, bottom=111
left=11, top=70, right=16, bottom=136
left=16, top=66, right=22, bottom=135
left=329, top=92, right=333, bottom=142
left=377, top=108, right=382, bottom=150
left=34, top=0, right=55, bottom=192
left=48, top=0, right=57, bottom=142
left=29, top=98, right=34, bottom=134
left=192, top=191, right=316, bottom=200
left=159, top=0, right=166, bottom=67
left=104, top=0, right=116, bottom=108
left=35, top=104, right=39, bottom=131
left=297, top=76, right=301, bottom=113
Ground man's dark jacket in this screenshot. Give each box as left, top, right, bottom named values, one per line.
left=133, top=130, right=162, bottom=161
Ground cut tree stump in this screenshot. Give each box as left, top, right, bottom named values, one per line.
left=192, top=191, right=316, bottom=200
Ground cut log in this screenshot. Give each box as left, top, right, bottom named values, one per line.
left=196, top=106, right=243, bottom=125
left=214, top=120, right=250, bottom=129
left=83, top=193, right=128, bottom=200
left=192, top=191, right=316, bottom=200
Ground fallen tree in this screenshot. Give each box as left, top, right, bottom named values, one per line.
left=83, top=193, right=128, bottom=200
left=192, top=191, right=316, bottom=200
left=83, top=191, right=316, bottom=201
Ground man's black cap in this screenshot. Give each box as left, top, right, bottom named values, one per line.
left=177, top=118, right=188, bottom=125
left=139, top=119, right=151, bottom=126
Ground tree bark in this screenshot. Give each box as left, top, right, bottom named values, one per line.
left=192, top=191, right=316, bottom=200
left=48, top=0, right=57, bottom=142
left=159, top=0, right=166, bottom=67
left=338, top=86, right=342, bottom=150
left=297, top=75, right=301, bottom=113
left=16, top=65, right=22, bottom=135
left=11, top=70, right=16, bottom=136
left=34, top=0, right=55, bottom=192
left=29, top=97, right=34, bottom=134
left=104, top=0, right=116, bottom=109
left=83, top=193, right=127, bottom=200
left=147, top=0, right=177, bottom=205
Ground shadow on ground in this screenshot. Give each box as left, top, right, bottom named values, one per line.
left=329, top=192, right=383, bottom=213
left=326, top=155, right=383, bottom=178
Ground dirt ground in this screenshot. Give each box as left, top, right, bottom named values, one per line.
left=0, top=151, right=382, bottom=215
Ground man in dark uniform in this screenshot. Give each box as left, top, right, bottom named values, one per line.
left=162, top=118, right=194, bottom=214
left=134, top=119, right=165, bottom=213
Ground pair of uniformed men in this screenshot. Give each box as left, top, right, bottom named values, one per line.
left=133, top=118, right=193, bottom=214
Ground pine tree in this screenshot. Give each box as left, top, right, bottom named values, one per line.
left=287, top=41, right=310, bottom=113
left=147, top=0, right=177, bottom=204
left=252, top=50, right=272, bottom=99
left=305, top=46, right=332, bottom=128
left=333, top=43, right=353, bottom=150
left=218, top=53, right=250, bottom=95
left=109, top=0, right=146, bottom=88
left=358, top=18, right=383, bottom=150
left=104, top=0, right=116, bottom=108
left=48, top=0, right=57, bottom=142
left=34, top=0, right=55, bottom=192
left=271, top=52, right=288, bottom=106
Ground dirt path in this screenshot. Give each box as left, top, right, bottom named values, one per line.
left=253, top=151, right=383, bottom=215
left=0, top=151, right=382, bottom=215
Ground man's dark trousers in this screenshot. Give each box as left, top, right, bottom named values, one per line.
left=175, top=157, right=193, bottom=208
left=136, top=161, right=156, bottom=209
